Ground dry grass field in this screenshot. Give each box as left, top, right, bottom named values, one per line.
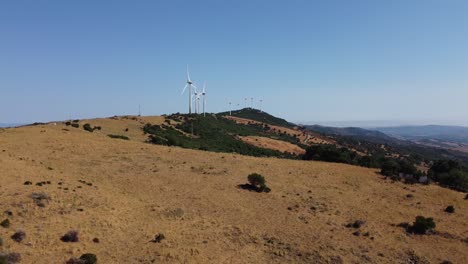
left=0, top=118, right=467, bottom=263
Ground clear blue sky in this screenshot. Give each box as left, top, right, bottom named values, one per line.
left=1, top=0, right=467, bottom=125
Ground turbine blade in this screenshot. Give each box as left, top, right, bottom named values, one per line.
left=181, top=84, right=188, bottom=94
left=186, top=64, right=191, bottom=81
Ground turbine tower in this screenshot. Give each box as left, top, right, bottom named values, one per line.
left=251, top=97, right=254, bottom=109
left=259, top=99, right=263, bottom=112
left=201, top=82, right=207, bottom=117
left=193, top=86, right=200, bottom=114
left=182, top=65, right=197, bottom=114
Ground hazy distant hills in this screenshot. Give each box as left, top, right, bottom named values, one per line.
left=0, top=123, right=22, bottom=128
left=373, top=125, right=468, bottom=144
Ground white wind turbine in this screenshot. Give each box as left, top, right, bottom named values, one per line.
left=193, top=86, right=200, bottom=114
left=181, top=65, right=197, bottom=114
left=201, top=82, right=207, bottom=116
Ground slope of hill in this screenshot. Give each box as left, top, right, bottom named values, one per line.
left=0, top=121, right=467, bottom=263
left=220, top=108, right=296, bottom=128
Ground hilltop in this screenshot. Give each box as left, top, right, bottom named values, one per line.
left=0, top=113, right=467, bottom=263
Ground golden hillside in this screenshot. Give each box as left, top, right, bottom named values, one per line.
left=0, top=118, right=467, bottom=263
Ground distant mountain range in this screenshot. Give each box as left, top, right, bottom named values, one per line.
left=0, top=123, right=22, bottom=128
left=372, top=125, right=468, bottom=143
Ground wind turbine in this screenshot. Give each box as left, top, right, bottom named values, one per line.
left=229, top=101, right=232, bottom=116
left=244, top=98, right=247, bottom=108
left=201, top=82, right=207, bottom=117
left=259, top=99, right=263, bottom=112
left=193, top=86, right=200, bottom=114
left=251, top=97, right=254, bottom=109
left=181, top=65, right=197, bottom=114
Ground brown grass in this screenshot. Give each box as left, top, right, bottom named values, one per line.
left=239, top=136, right=305, bottom=155
left=0, top=119, right=467, bottom=263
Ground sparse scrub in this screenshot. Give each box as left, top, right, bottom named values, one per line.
left=0, top=219, right=10, bottom=228
left=61, top=230, right=79, bottom=242
left=66, top=253, right=97, bottom=264
left=11, top=231, right=26, bottom=242
left=150, top=233, right=165, bottom=243
left=407, top=216, right=436, bottom=234
left=83, top=123, right=94, bottom=132
left=31, top=192, right=49, bottom=207
left=445, top=205, right=455, bottom=213
left=0, top=252, right=21, bottom=264
left=346, top=220, right=365, bottom=229
left=239, top=173, right=271, bottom=193
left=71, top=123, right=79, bottom=128
left=107, top=134, right=129, bottom=140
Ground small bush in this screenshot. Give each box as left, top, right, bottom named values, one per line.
left=31, top=192, right=49, bottom=207
left=408, top=216, right=436, bottom=234
left=239, top=173, right=271, bottom=193
left=71, top=123, right=79, bottom=128
left=83, top=124, right=94, bottom=132
left=465, top=193, right=468, bottom=200
left=0, top=237, right=3, bottom=246
left=0, top=219, right=10, bottom=228
left=61, top=230, right=79, bottom=242
left=79, top=253, right=97, bottom=264
left=0, top=252, right=21, bottom=264
left=107, top=134, right=129, bottom=140
left=445, top=205, right=455, bottom=213
left=150, top=233, right=165, bottom=243
left=346, top=220, right=365, bottom=229
left=65, top=121, right=71, bottom=126
left=11, top=231, right=26, bottom=242
left=248, top=173, right=265, bottom=187
left=66, top=254, right=97, bottom=264
left=23, top=181, right=32, bottom=185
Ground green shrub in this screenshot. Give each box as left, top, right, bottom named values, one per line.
left=65, top=121, right=71, bottom=126
left=107, top=134, right=129, bottom=140
left=0, top=219, right=10, bottom=228
left=248, top=173, right=265, bottom=187
left=150, top=233, right=165, bottom=243
left=246, top=173, right=271, bottom=193
left=445, top=205, right=455, bottom=213
left=71, top=123, right=79, bottom=128
left=409, top=216, right=436, bottom=234
left=11, top=230, right=26, bottom=242
left=79, top=253, right=97, bottom=264
left=83, top=123, right=94, bottom=132
left=0, top=252, right=21, bottom=264
left=61, top=230, right=79, bottom=242
left=428, top=160, right=468, bottom=192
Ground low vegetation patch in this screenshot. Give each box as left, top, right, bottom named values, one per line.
left=83, top=123, right=93, bottom=132
left=150, top=233, right=165, bottom=243
left=66, top=253, right=97, bottom=264
left=61, top=230, right=79, bottom=242
left=405, top=216, right=436, bottom=235
left=11, top=231, right=26, bottom=242
left=0, top=252, right=21, bottom=264
left=238, top=173, right=271, bottom=193
left=31, top=192, right=49, bottom=207
left=445, top=205, right=455, bottom=213
left=428, top=160, right=468, bottom=192
left=0, top=219, right=10, bottom=228
left=143, top=114, right=299, bottom=159
left=107, top=134, right=129, bottom=140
